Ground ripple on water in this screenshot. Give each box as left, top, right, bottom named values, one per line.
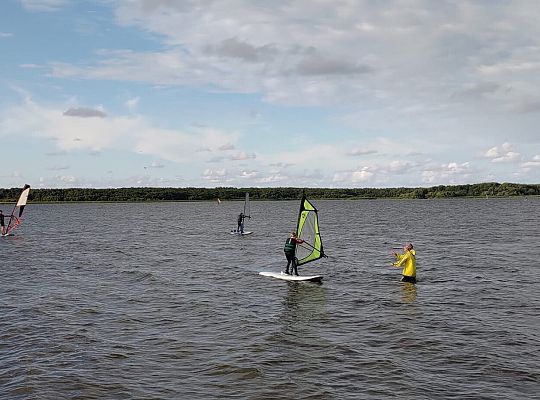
left=1, top=199, right=539, bottom=399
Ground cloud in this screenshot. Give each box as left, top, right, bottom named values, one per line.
left=63, top=107, right=106, bottom=118
left=20, top=0, right=68, bottom=12
left=0, top=32, right=13, bottom=38
left=202, top=168, right=228, bottom=183
left=347, top=148, right=378, bottom=156
left=333, top=160, right=415, bottom=185
left=422, top=162, right=473, bottom=184
left=294, top=54, right=373, bottom=76
left=521, top=154, right=540, bottom=171
left=126, top=97, right=140, bottom=111
left=144, top=161, right=165, bottom=169
left=0, top=98, right=240, bottom=164
left=47, top=165, right=70, bottom=171
left=238, top=170, right=258, bottom=179
left=230, top=152, right=256, bottom=161
left=218, top=143, right=235, bottom=151
left=269, top=162, right=294, bottom=168
left=37, top=1, right=525, bottom=110
left=452, top=82, right=500, bottom=100
left=484, top=142, right=521, bottom=163
left=205, top=38, right=277, bottom=62
left=207, top=156, right=225, bottom=163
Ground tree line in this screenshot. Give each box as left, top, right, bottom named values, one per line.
left=0, top=182, right=538, bottom=203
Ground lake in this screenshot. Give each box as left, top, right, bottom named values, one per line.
left=1, top=198, right=538, bottom=399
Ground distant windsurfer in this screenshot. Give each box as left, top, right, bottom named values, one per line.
left=284, top=231, right=304, bottom=276
left=236, top=212, right=250, bottom=233
left=393, top=243, right=417, bottom=283
left=0, top=210, right=5, bottom=235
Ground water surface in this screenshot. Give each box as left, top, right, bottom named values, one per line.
left=1, top=198, right=538, bottom=399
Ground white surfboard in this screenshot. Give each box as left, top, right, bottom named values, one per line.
left=259, top=271, right=323, bottom=283
left=230, top=230, right=253, bottom=236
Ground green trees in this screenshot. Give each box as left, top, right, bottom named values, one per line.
left=0, top=183, right=538, bottom=203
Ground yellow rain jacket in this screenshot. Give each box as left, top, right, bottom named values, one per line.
left=393, top=249, right=416, bottom=278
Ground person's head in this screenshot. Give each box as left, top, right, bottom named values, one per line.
left=404, top=243, right=413, bottom=251
left=290, top=231, right=297, bottom=237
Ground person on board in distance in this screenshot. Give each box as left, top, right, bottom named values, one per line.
left=393, top=243, right=417, bottom=283
left=283, top=231, right=304, bottom=276
left=236, top=212, right=245, bottom=233
left=0, top=210, right=6, bottom=235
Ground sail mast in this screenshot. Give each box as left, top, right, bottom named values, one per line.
left=244, top=192, right=250, bottom=217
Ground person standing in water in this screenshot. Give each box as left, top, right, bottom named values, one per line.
left=284, top=231, right=304, bottom=276
left=393, top=243, right=417, bottom=283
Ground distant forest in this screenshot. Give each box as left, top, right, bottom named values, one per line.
left=0, top=182, right=538, bottom=203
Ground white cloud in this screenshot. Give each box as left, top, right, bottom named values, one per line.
left=0, top=98, right=240, bottom=163
left=230, top=152, right=256, bottom=161
left=0, top=32, right=13, bottom=38
left=484, top=142, right=521, bottom=163
left=218, top=143, right=235, bottom=151
left=347, top=148, right=378, bottom=156
left=126, top=97, right=140, bottom=111
left=38, top=0, right=537, bottom=113
left=422, top=162, right=473, bottom=184
left=202, top=168, right=229, bottom=184
left=20, top=0, right=68, bottom=12
left=520, top=154, right=540, bottom=171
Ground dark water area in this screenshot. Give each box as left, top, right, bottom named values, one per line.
left=1, top=198, right=539, bottom=399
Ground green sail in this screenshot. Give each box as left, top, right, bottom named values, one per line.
left=295, top=195, right=325, bottom=266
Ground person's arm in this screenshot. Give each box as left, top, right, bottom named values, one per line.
left=393, top=252, right=409, bottom=267
left=296, top=238, right=304, bottom=244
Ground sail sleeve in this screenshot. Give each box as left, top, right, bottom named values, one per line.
left=295, top=196, right=325, bottom=266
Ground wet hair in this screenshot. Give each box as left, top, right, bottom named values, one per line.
left=406, top=243, right=414, bottom=250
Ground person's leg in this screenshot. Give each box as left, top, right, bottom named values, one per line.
left=285, top=253, right=292, bottom=274
left=292, top=257, right=299, bottom=276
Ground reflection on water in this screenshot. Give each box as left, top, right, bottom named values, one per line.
left=400, top=282, right=417, bottom=303
left=280, top=282, right=327, bottom=329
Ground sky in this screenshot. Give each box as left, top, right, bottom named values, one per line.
left=1, top=0, right=539, bottom=189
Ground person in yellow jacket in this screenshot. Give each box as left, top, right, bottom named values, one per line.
left=393, top=243, right=416, bottom=283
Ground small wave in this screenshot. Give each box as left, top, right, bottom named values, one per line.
left=204, top=364, right=263, bottom=380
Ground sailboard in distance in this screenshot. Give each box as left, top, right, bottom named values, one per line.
left=2, top=184, right=31, bottom=237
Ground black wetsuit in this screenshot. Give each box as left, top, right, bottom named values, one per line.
left=284, top=237, right=299, bottom=275
left=237, top=213, right=244, bottom=232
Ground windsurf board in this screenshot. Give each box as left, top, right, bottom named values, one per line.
left=259, top=271, right=323, bottom=282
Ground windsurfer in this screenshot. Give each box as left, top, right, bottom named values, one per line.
left=237, top=212, right=250, bottom=233
left=0, top=210, right=5, bottom=235
left=393, top=243, right=417, bottom=283
left=237, top=212, right=244, bottom=232
left=284, top=231, right=304, bottom=276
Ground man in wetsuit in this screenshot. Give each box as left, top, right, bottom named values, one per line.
left=237, top=212, right=245, bottom=233
left=283, top=231, right=304, bottom=276
left=393, top=243, right=417, bottom=283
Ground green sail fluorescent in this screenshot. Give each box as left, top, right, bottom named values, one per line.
left=295, top=195, right=325, bottom=266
